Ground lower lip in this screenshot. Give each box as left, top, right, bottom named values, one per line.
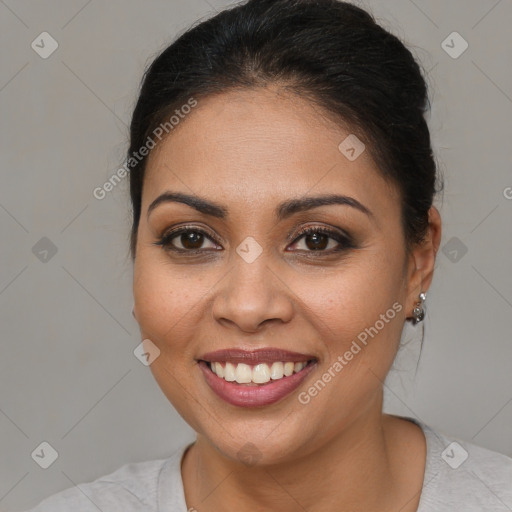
left=198, top=361, right=316, bottom=407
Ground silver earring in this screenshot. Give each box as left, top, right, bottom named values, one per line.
left=412, top=291, right=427, bottom=324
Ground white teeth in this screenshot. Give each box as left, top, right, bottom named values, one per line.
left=235, top=363, right=252, bottom=384
left=214, top=362, right=224, bottom=378
left=283, top=362, right=295, bottom=377
left=294, top=362, right=306, bottom=373
left=270, top=362, right=284, bottom=379
left=224, top=362, right=236, bottom=381
left=208, top=360, right=310, bottom=384
left=252, top=363, right=271, bottom=383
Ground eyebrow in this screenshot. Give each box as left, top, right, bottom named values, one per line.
left=146, top=191, right=374, bottom=221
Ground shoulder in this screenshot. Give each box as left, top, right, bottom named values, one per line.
left=23, top=444, right=191, bottom=512
left=409, top=417, right=512, bottom=512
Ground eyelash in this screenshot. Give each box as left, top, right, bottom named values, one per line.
left=153, top=224, right=355, bottom=256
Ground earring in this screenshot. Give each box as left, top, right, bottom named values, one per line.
left=412, top=291, right=427, bottom=324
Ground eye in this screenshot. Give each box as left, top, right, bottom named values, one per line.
left=153, top=226, right=221, bottom=253
left=153, top=224, right=355, bottom=256
left=287, top=226, right=353, bottom=253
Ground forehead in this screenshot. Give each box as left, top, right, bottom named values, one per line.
left=143, top=86, right=399, bottom=217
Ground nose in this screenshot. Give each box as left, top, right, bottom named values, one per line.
left=211, top=253, right=294, bottom=333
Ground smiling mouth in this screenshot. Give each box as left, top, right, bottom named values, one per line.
left=197, top=348, right=318, bottom=406
left=201, top=360, right=317, bottom=385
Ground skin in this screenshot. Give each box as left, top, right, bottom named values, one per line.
left=132, top=84, right=442, bottom=512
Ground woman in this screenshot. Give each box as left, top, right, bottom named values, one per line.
left=25, top=0, right=512, bottom=510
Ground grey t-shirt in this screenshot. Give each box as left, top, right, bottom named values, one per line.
left=22, top=417, right=512, bottom=511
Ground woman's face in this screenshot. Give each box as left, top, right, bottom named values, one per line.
left=133, top=86, right=423, bottom=465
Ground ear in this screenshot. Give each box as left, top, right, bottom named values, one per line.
left=405, top=206, right=442, bottom=318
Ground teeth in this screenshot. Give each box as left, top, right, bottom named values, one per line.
left=270, top=362, right=284, bottom=379
left=224, top=362, right=236, bottom=381
left=214, top=362, right=224, bottom=378
left=294, top=362, right=306, bottom=373
left=252, top=363, right=271, bottom=383
left=208, top=360, right=310, bottom=384
left=235, top=363, right=252, bottom=384
left=283, top=362, right=294, bottom=376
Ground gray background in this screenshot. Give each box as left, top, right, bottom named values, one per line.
left=1, top=0, right=511, bottom=510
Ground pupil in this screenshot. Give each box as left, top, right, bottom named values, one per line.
left=306, top=233, right=328, bottom=250
left=182, top=232, right=203, bottom=249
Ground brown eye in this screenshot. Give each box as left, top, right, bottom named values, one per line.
left=287, top=226, right=354, bottom=254
left=180, top=231, right=205, bottom=250
left=302, top=232, right=330, bottom=251
left=155, top=227, right=221, bottom=252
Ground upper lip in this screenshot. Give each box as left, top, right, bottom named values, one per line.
left=199, top=348, right=317, bottom=364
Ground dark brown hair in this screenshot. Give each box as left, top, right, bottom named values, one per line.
left=127, top=0, right=443, bottom=260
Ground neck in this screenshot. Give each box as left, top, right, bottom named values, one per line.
left=181, top=392, right=409, bottom=512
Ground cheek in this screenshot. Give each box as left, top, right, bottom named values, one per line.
left=133, top=253, right=210, bottom=431
left=297, top=250, right=406, bottom=370
left=290, top=260, right=405, bottom=429
left=132, top=254, right=202, bottom=365
left=306, top=256, right=403, bottom=325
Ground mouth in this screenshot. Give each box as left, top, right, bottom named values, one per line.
left=197, top=348, right=318, bottom=407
